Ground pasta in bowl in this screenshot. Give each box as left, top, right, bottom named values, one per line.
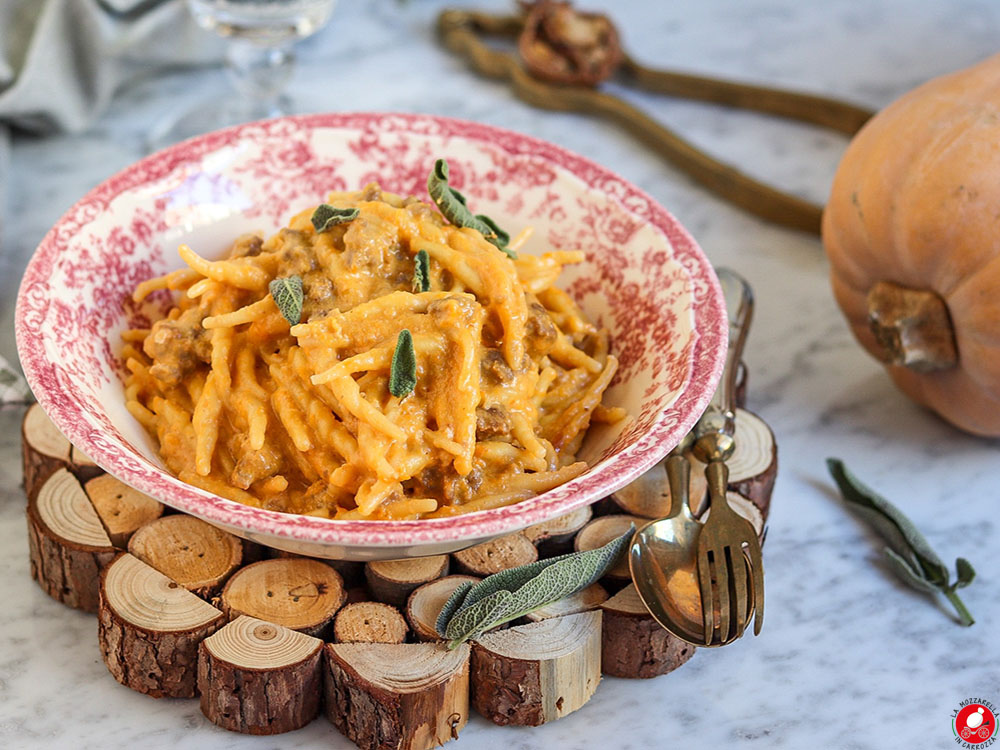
left=127, top=171, right=624, bottom=521
left=16, top=113, right=726, bottom=559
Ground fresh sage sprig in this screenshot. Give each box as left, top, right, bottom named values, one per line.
left=436, top=526, right=634, bottom=648
left=826, top=458, right=975, bottom=626
left=389, top=329, right=417, bottom=398
left=413, top=249, right=431, bottom=293
left=269, top=276, right=304, bottom=325
left=426, top=159, right=515, bottom=259
left=311, top=204, right=359, bottom=232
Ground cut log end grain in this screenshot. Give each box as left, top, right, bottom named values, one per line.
left=452, top=534, right=538, bottom=577
left=521, top=506, right=593, bottom=555
left=198, top=615, right=324, bottom=735
left=471, top=610, right=602, bottom=726
left=611, top=458, right=708, bottom=520
left=725, top=408, right=778, bottom=518
left=325, top=641, right=471, bottom=750
left=221, top=558, right=346, bottom=636
left=22, top=403, right=72, bottom=502
left=84, top=474, right=164, bottom=548
left=365, top=555, right=450, bottom=609
left=267, top=548, right=364, bottom=588
left=333, top=602, right=409, bottom=644
left=26, top=468, right=116, bottom=612
left=128, top=515, right=242, bottom=598
left=573, top=514, right=642, bottom=581
left=524, top=583, right=608, bottom=622
left=406, top=575, right=481, bottom=642
left=99, top=553, right=225, bottom=698
left=600, top=584, right=695, bottom=679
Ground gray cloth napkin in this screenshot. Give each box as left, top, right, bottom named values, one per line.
left=0, top=0, right=225, bottom=134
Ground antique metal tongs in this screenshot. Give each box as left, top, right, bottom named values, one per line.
left=437, top=4, right=873, bottom=234
left=630, top=270, right=762, bottom=647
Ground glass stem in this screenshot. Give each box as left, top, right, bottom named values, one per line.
left=225, top=39, right=294, bottom=119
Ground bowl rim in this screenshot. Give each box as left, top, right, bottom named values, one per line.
left=15, top=111, right=726, bottom=548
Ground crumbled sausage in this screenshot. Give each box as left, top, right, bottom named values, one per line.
left=229, top=234, right=264, bottom=258
left=143, top=307, right=211, bottom=386
left=476, top=405, right=512, bottom=439
left=480, top=348, right=514, bottom=384
left=525, top=300, right=558, bottom=356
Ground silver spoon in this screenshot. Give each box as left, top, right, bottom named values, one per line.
left=628, top=268, right=755, bottom=646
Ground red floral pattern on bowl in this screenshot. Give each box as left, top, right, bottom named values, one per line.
left=15, top=113, right=726, bottom=560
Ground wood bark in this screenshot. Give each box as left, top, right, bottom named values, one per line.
left=26, top=468, right=116, bottom=612
left=365, top=555, right=450, bottom=609
left=221, top=558, right=346, bottom=637
left=333, top=602, right=409, bottom=644
left=324, top=641, right=471, bottom=750
left=22, top=403, right=73, bottom=503
left=128, top=514, right=243, bottom=598
left=452, top=534, right=538, bottom=577
left=520, top=506, right=592, bottom=555
left=406, top=575, right=480, bottom=642
left=573, top=514, right=643, bottom=582
left=198, top=615, right=324, bottom=734
left=471, top=610, right=602, bottom=726
left=98, top=553, right=225, bottom=697
left=84, top=473, right=164, bottom=548
left=600, top=584, right=695, bottom=679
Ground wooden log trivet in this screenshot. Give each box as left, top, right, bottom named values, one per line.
left=22, top=403, right=73, bottom=502
left=611, top=456, right=707, bottom=519
left=406, top=575, right=480, bottom=642
left=600, top=584, right=695, bottom=679
left=26, top=468, right=116, bottom=611
left=521, top=506, right=592, bottom=555
left=524, top=582, right=608, bottom=622
left=325, top=641, right=471, bottom=750
left=84, top=474, right=163, bottom=548
left=98, top=553, right=225, bottom=697
left=471, top=610, right=602, bottom=726
left=365, top=555, right=450, bottom=609
left=452, top=533, right=538, bottom=577
left=198, top=615, right=324, bottom=734
left=128, top=515, right=242, bottom=598
left=268, top=547, right=365, bottom=588
left=333, top=602, right=409, bottom=644
left=221, top=558, right=346, bottom=637
left=69, top=444, right=103, bottom=484
left=573, top=514, right=642, bottom=582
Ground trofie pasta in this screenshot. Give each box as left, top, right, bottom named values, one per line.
left=124, top=170, right=625, bottom=521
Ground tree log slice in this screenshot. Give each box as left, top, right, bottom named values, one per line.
left=600, top=584, right=695, bottom=679
left=26, top=468, right=116, bottom=611
left=452, top=534, right=538, bottom=577
left=365, top=555, right=450, bottom=609
left=724, top=408, right=778, bottom=518
left=520, top=506, right=592, bottom=555
left=69, top=444, right=103, bottom=484
left=84, top=474, right=164, bottom=548
left=333, top=602, right=409, bottom=644
left=406, top=575, right=480, bottom=642
left=98, top=553, right=225, bottom=697
left=524, top=583, right=608, bottom=622
left=267, top=548, right=364, bottom=588
left=610, top=458, right=708, bottom=520
left=22, top=403, right=72, bottom=503
left=324, top=641, right=471, bottom=750
left=471, top=610, right=602, bottom=726
left=128, top=515, right=242, bottom=599
left=573, top=515, right=642, bottom=582
left=221, top=558, right=346, bottom=637
left=198, top=615, right=324, bottom=734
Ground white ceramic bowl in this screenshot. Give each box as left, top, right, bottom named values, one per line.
left=16, top=113, right=726, bottom=560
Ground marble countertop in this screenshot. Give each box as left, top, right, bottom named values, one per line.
left=2, top=1, right=998, bottom=748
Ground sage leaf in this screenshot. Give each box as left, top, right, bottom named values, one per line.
left=426, top=158, right=516, bottom=259
left=955, top=558, right=976, bottom=589
left=413, top=249, right=431, bottom=293
left=435, top=581, right=475, bottom=638
left=883, top=548, right=940, bottom=594
left=389, top=329, right=417, bottom=398
left=441, top=526, right=634, bottom=648
left=311, top=204, right=359, bottom=232
left=826, top=458, right=975, bottom=627
left=269, top=276, right=304, bottom=326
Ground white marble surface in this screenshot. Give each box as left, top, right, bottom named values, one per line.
left=2, top=1, right=999, bottom=748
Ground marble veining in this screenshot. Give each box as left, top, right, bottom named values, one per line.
left=2, top=1, right=999, bottom=748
